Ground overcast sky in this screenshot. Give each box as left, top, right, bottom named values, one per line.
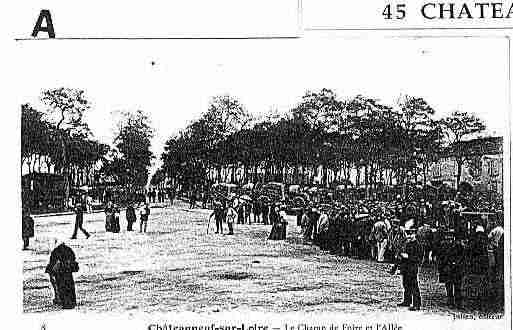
left=16, top=34, right=509, bottom=170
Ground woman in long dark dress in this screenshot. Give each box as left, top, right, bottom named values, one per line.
left=104, top=201, right=114, bottom=232
left=268, top=205, right=287, bottom=240
left=45, top=242, right=79, bottom=309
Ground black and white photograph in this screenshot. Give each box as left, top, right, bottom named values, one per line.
left=8, top=1, right=513, bottom=328
left=17, top=33, right=508, bottom=321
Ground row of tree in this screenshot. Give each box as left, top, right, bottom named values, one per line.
left=157, top=89, right=486, bottom=191
left=21, top=88, right=154, bottom=208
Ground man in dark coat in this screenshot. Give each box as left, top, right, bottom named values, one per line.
left=469, top=225, right=488, bottom=275
left=22, top=208, right=35, bottom=250
left=210, top=201, right=225, bottom=234
left=251, top=199, right=259, bottom=223
left=353, top=216, right=370, bottom=259
left=168, top=188, right=176, bottom=205
left=237, top=200, right=245, bottom=224
left=437, top=231, right=465, bottom=308
left=393, top=228, right=423, bottom=310
left=126, top=204, right=137, bottom=231
left=304, top=208, right=320, bottom=242
left=139, top=203, right=151, bottom=233
left=45, top=241, right=79, bottom=309
left=71, top=200, right=90, bottom=239
left=260, top=200, right=269, bottom=225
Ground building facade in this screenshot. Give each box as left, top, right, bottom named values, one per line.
left=426, top=137, right=503, bottom=193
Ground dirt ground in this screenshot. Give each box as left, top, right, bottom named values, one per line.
left=22, top=201, right=504, bottom=316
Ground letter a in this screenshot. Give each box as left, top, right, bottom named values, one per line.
left=32, top=9, right=55, bottom=38
left=507, top=3, right=513, bottom=18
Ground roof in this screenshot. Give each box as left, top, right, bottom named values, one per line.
left=444, top=136, right=503, bottom=157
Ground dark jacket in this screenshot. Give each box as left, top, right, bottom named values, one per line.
left=74, top=203, right=84, bottom=220
left=126, top=206, right=136, bottom=223
left=438, top=239, right=465, bottom=283
left=400, top=238, right=423, bottom=275
left=469, top=232, right=489, bottom=275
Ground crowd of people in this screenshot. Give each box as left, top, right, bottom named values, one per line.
left=22, top=182, right=505, bottom=311
left=195, top=185, right=504, bottom=311
left=295, top=194, right=504, bottom=310
left=207, top=197, right=289, bottom=240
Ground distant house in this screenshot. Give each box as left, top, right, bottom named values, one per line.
left=426, top=136, right=503, bottom=193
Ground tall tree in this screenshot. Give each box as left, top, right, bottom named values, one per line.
left=21, top=104, right=51, bottom=171
left=112, top=110, right=154, bottom=188
left=397, top=95, right=437, bottom=184
left=41, top=88, right=91, bottom=206
left=440, top=111, right=486, bottom=188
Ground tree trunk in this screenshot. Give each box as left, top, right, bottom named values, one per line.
left=61, top=135, right=69, bottom=209
left=456, top=158, right=463, bottom=190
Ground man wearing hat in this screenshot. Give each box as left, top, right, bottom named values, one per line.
left=392, top=219, right=423, bottom=311
left=307, top=206, right=320, bottom=242
left=210, top=200, right=225, bottom=234
left=71, top=197, right=90, bottom=239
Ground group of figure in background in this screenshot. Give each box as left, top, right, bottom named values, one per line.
left=208, top=197, right=288, bottom=240
left=188, top=189, right=210, bottom=209
left=147, top=188, right=168, bottom=204
left=195, top=184, right=504, bottom=311
left=68, top=194, right=94, bottom=213
left=295, top=193, right=504, bottom=310
left=105, top=201, right=151, bottom=233
left=209, top=200, right=237, bottom=235
left=69, top=196, right=154, bottom=240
